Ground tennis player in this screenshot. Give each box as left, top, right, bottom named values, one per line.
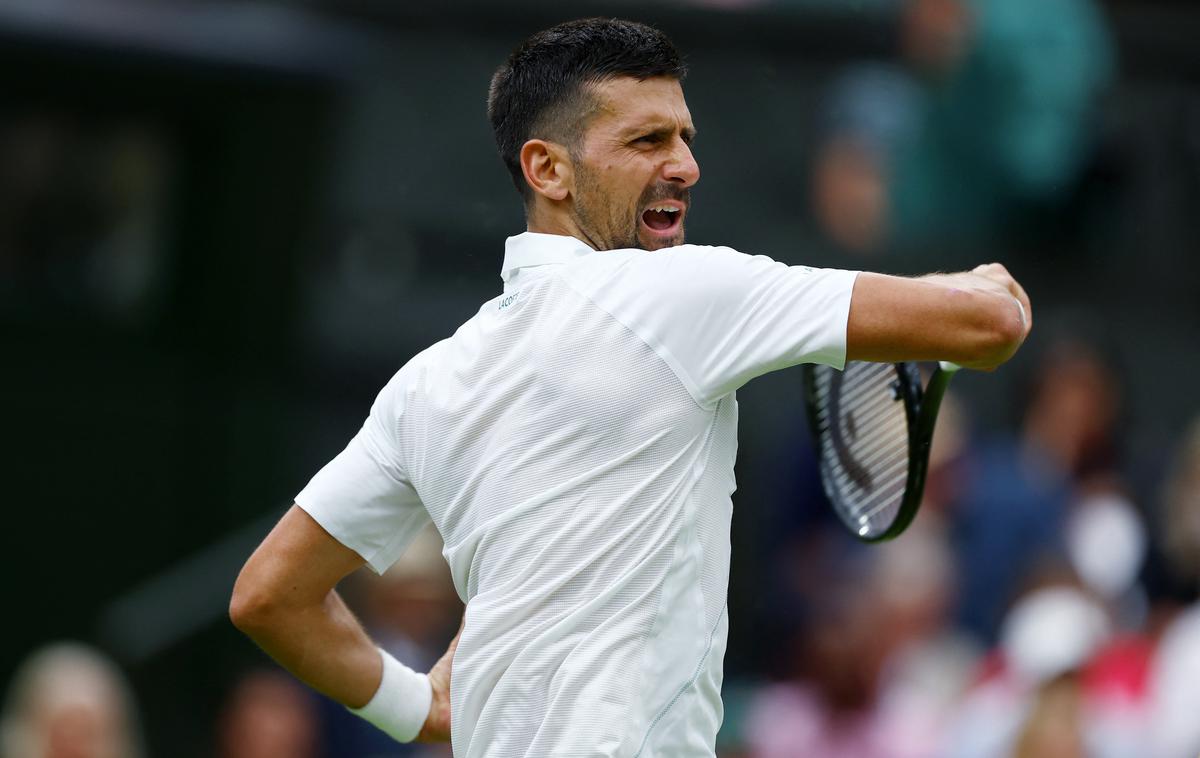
left=230, top=18, right=1031, bottom=757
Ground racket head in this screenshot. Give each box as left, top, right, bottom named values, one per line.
left=803, top=361, right=926, bottom=542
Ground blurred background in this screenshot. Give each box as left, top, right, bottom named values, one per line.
left=1, top=0, right=1198, bottom=756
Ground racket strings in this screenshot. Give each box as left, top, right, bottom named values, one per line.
left=811, top=362, right=911, bottom=537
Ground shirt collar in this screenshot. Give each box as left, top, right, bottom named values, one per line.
left=500, top=232, right=597, bottom=291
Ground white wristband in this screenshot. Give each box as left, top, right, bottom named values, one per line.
left=348, top=648, right=432, bottom=743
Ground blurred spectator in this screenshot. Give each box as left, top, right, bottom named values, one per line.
left=744, top=520, right=975, bottom=758
left=216, top=669, right=321, bottom=758
left=1019, top=339, right=1123, bottom=484
left=1157, top=417, right=1200, bottom=590
left=811, top=65, right=923, bottom=255
left=0, top=641, right=145, bottom=758
left=1147, top=416, right=1200, bottom=758
left=941, top=584, right=1145, bottom=758
left=1066, top=489, right=1147, bottom=625
left=358, top=523, right=462, bottom=670
left=1035, top=337, right=1148, bottom=627
left=900, top=0, right=973, bottom=75
left=939, top=339, right=1159, bottom=757
left=895, top=0, right=1114, bottom=243
left=812, top=0, right=1114, bottom=255
left=1149, top=607, right=1200, bottom=758
left=949, top=337, right=1132, bottom=643
left=1010, top=673, right=1089, bottom=758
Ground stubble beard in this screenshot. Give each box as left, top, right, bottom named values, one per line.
left=572, top=166, right=639, bottom=251
left=572, top=188, right=689, bottom=251
left=572, top=164, right=690, bottom=252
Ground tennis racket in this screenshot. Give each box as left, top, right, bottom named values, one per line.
left=802, top=360, right=960, bottom=542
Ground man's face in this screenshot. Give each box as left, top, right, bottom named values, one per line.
left=569, top=76, right=699, bottom=251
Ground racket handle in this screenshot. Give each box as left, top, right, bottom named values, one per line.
left=938, top=361, right=962, bottom=373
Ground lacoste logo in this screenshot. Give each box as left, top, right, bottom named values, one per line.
left=498, top=291, right=521, bottom=311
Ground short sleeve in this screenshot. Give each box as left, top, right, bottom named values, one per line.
left=564, top=245, right=858, bottom=408
left=295, top=374, right=430, bottom=574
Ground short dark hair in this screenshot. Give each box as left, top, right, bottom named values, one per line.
left=487, top=18, right=687, bottom=200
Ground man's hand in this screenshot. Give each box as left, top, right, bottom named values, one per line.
left=963, top=263, right=1033, bottom=339
left=415, top=618, right=464, bottom=742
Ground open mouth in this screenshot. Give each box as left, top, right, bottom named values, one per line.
left=640, top=203, right=684, bottom=238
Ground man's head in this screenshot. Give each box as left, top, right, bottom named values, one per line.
left=488, top=18, right=699, bottom=251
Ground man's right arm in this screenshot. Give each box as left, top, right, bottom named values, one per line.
left=230, top=505, right=454, bottom=742
left=229, top=505, right=389, bottom=708
left=846, top=263, right=1032, bottom=370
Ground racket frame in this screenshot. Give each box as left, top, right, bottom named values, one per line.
left=803, top=361, right=956, bottom=542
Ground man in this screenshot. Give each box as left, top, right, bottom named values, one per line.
left=230, top=18, right=1031, bottom=757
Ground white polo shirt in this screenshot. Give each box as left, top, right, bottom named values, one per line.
left=297, top=232, right=857, bottom=757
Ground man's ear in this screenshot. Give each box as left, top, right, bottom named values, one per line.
left=520, top=139, right=573, bottom=201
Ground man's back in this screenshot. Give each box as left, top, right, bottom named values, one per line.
left=383, top=237, right=736, bottom=755
left=297, top=231, right=857, bottom=754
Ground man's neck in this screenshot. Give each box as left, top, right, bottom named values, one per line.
left=526, top=205, right=598, bottom=250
